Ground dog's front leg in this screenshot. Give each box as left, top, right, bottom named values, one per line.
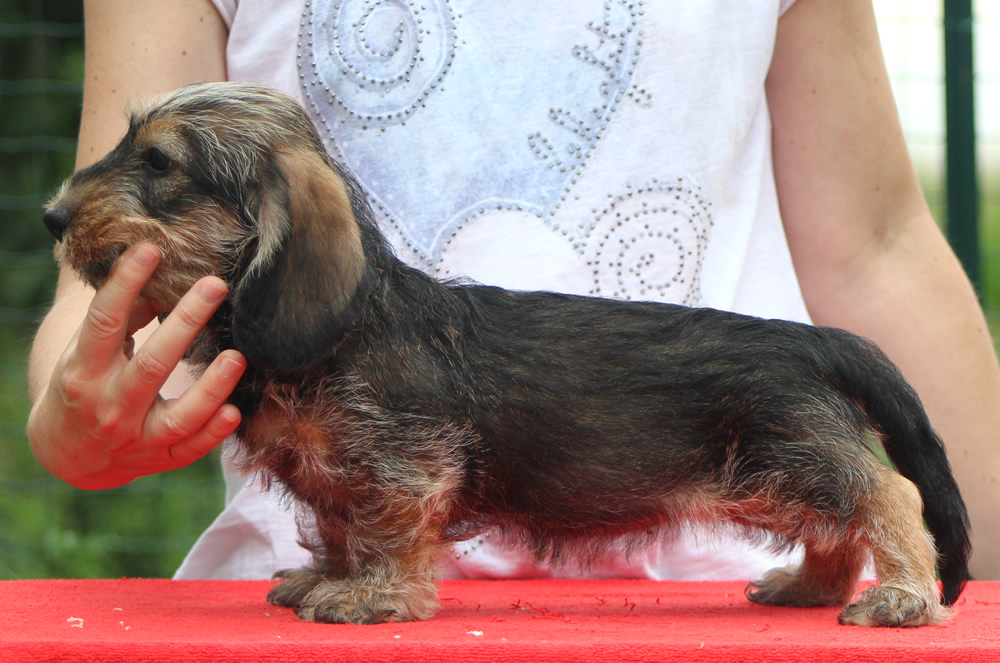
left=266, top=526, right=350, bottom=618
left=270, top=492, right=444, bottom=624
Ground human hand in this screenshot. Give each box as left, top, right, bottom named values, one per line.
left=27, top=243, right=246, bottom=489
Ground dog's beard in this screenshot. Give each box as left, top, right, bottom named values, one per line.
left=72, top=249, right=121, bottom=292
left=62, top=238, right=187, bottom=323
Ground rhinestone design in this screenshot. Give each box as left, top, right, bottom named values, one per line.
left=297, top=1, right=711, bottom=306
left=299, top=0, right=458, bottom=130
left=585, top=179, right=712, bottom=305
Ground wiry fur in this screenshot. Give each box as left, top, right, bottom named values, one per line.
left=45, top=82, right=971, bottom=627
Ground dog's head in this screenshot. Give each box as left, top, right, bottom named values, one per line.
left=45, top=82, right=376, bottom=372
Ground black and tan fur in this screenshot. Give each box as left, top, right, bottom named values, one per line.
left=44, top=82, right=971, bottom=627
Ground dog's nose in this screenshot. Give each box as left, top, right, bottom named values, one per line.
left=43, top=205, right=72, bottom=241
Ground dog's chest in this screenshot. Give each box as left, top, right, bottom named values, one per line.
left=232, top=377, right=474, bottom=523
left=235, top=386, right=358, bottom=504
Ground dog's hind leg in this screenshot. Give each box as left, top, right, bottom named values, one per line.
left=837, top=465, right=947, bottom=627
left=747, top=464, right=946, bottom=626
left=746, top=539, right=865, bottom=609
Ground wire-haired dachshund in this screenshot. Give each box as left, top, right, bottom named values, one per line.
left=44, top=82, right=970, bottom=626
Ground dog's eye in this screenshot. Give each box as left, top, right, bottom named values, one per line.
left=143, top=147, right=173, bottom=174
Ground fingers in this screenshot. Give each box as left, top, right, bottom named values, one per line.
left=38, top=243, right=245, bottom=487
left=74, top=243, right=160, bottom=377
left=145, top=350, right=246, bottom=446
left=118, top=275, right=229, bottom=408
left=167, top=403, right=244, bottom=470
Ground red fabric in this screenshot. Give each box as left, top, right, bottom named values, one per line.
left=2, top=579, right=999, bottom=662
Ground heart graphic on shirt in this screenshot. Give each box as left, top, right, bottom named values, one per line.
left=298, top=1, right=708, bottom=304
left=298, top=1, right=646, bottom=250
left=435, top=178, right=712, bottom=305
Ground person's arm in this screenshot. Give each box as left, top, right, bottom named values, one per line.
left=768, top=0, right=1000, bottom=579
left=27, top=0, right=247, bottom=489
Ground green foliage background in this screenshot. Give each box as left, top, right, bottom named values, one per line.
left=0, top=1, right=997, bottom=580
left=0, top=0, right=225, bottom=579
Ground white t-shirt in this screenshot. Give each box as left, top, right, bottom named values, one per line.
left=175, top=0, right=808, bottom=581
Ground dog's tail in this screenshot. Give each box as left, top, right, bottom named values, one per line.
left=820, top=327, right=972, bottom=605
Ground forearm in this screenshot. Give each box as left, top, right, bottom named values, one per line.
left=76, top=0, right=228, bottom=168
left=28, top=266, right=93, bottom=404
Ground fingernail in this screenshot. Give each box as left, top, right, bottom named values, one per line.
left=218, top=354, right=245, bottom=379
left=134, top=244, right=158, bottom=265
left=197, top=279, right=227, bottom=304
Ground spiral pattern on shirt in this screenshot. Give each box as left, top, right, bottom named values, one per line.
left=302, top=0, right=458, bottom=127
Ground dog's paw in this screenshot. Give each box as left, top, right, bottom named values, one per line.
left=293, top=578, right=439, bottom=625
left=268, top=567, right=327, bottom=610
left=837, top=585, right=947, bottom=627
left=745, top=566, right=846, bottom=608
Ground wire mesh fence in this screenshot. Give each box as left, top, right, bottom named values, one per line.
left=0, top=1, right=997, bottom=580
left=974, top=2, right=1000, bottom=308
left=0, top=2, right=225, bottom=580
left=874, top=0, right=1000, bottom=306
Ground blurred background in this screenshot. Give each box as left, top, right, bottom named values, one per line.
left=0, top=0, right=998, bottom=579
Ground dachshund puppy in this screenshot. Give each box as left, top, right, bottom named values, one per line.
left=44, top=82, right=970, bottom=627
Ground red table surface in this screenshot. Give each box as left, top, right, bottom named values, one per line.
left=1, top=579, right=999, bottom=662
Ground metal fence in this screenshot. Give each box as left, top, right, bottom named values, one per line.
left=974, top=2, right=1000, bottom=301
left=874, top=0, right=1000, bottom=299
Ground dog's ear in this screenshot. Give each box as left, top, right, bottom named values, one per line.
left=232, top=148, right=367, bottom=373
